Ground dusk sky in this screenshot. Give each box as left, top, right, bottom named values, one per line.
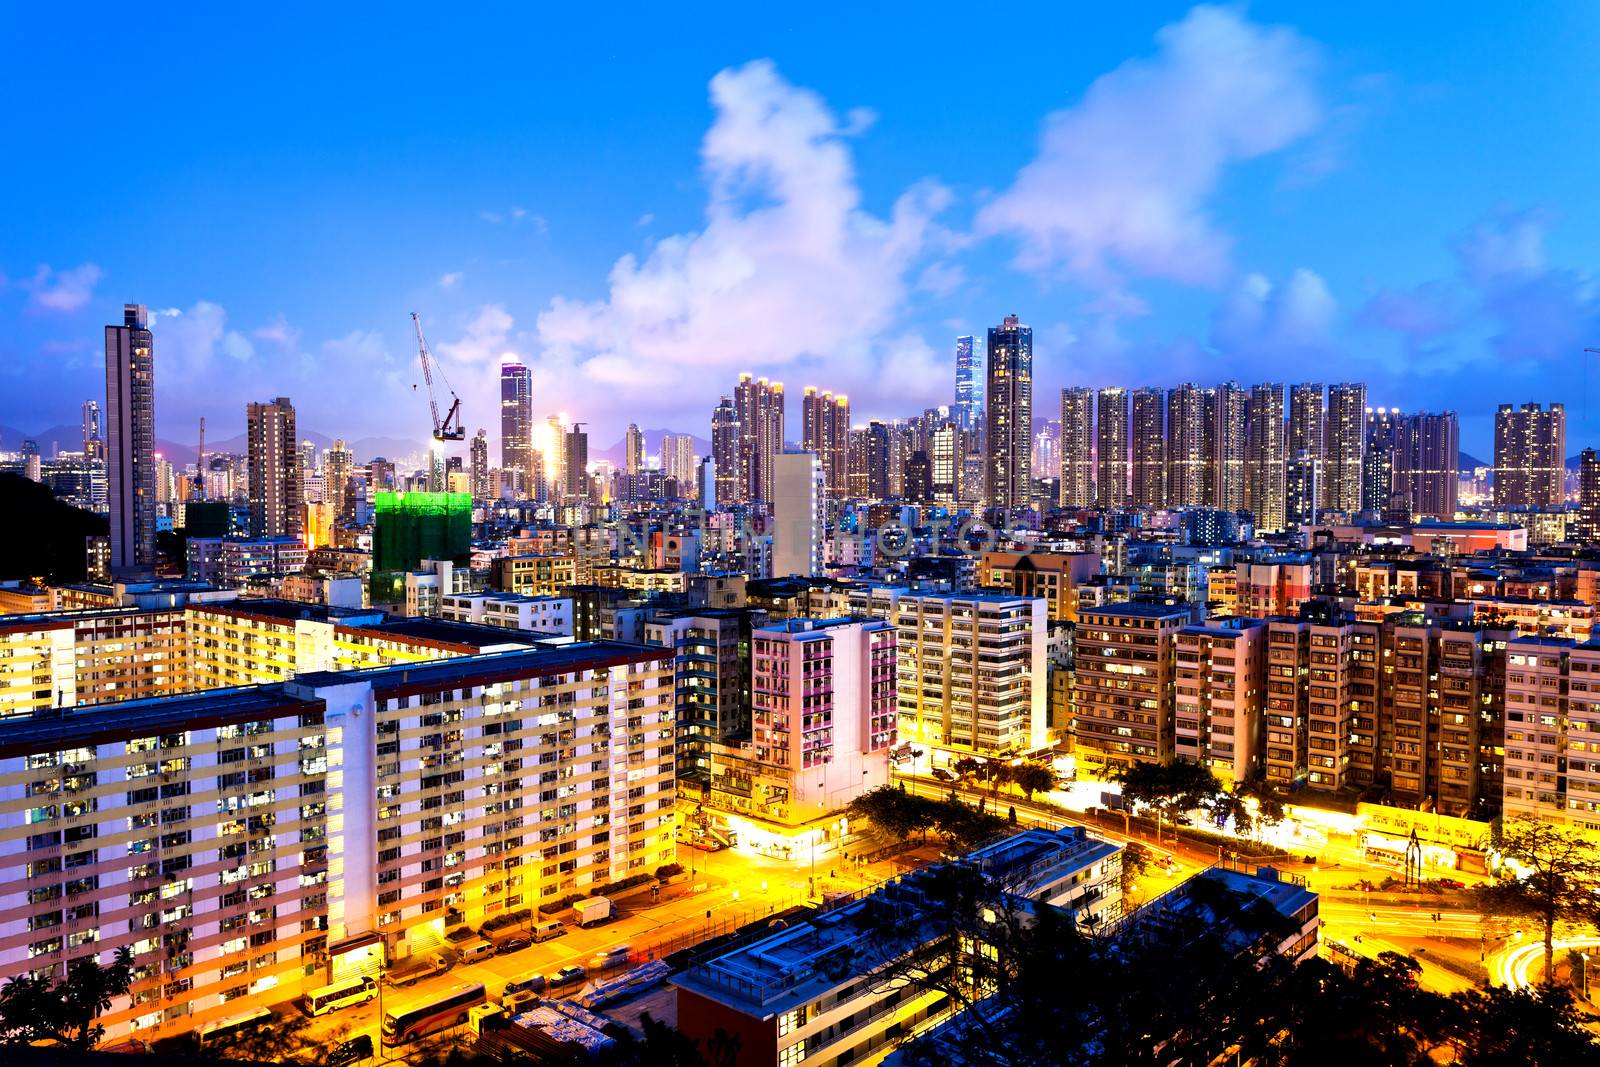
left=5, top=3, right=1600, bottom=457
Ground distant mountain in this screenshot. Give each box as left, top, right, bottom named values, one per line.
left=595, top=429, right=712, bottom=466
left=0, top=473, right=107, bottom=583
left=0, top=423, right=429, bottom=465
left=1460, top=451, right=1487, bottom=470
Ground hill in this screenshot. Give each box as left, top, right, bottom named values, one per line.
left=0, top=473, right=107, bottom=583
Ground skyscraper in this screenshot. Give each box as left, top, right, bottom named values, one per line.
left=81, top=399, right=102, bottom=460
left=1166, top=384, right=1212, bottom=508
left=772, top=451, right=823, bottom=578
left=661, top=431, right=696, bottom=488
left=563, top=425, right=589, bottom=500
left=624, top=423, right=644, bottom=477
left=1130, top=387, right=1166, bottom=509
left=1288, top=383, right=1325, bottom=509
left=1399, top=412, right=1460, bottom=521
left=1324, top=383, right=1366, bottom=515
left=735, top=374, right=785, bottom=503
left=469, top=429, right=491, bottom=501
left=1096, top=388, right=1129, bottom=508
left=1059, top=387, right=1094, bottom=509
left=499, top=359, right=533, bottom=495
left=1246, top=383, right=1286, bottom=532
left=105, top=304, right=156, bottom=575
left=1494, top=402, right=1566, bottom=508
left=1362, top=407, right=1406, bottom=517
left=802, top=387, right=851, bottom=499
left=325, top=438, right=355, bottom=520
left=1213, top=382, right=1248, bottom=513
left=711, top=397, right=741, bottom=505
left=1578, top=449, right=1600, bottom=544
left=985, top=315, right=1033, bottom=510
left=1286, top=451, right=1318, bottom=527
left=246, top=397, right=302, bottom=539
left=954, top=334, right=979, bottom=429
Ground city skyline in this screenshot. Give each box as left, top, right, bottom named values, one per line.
left=6, top=6, right=1600, bottom=455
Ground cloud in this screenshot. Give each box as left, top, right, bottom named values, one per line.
left=1211, top=268, right=1336, bottom=359
left=151, top=302, right=255, bottom=377
left=21, top=263, right=102, bottom=312
left=532, top=59, right=951, bottom=420
left=252, top=314, right=302, bottom=351
left=436, top=304, right=515, bottom=364
left=977, top=5, right=1322, bottom=288
left=439, top=271, right=463, bottom=289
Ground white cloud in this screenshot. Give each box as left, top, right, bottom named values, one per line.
left=533, top=59, right=951, bottom=420
left=21, top=262, right=102, bottom=312
left=977, top=5, right=1322, bottom=288
left=436, top=304, right=515, bottom=364
left=150, top=302, right=255, bottom=377
left=1211, top=268, right=1336, bottom=358
left=439, top=271, right=463, bottom=289
left=253, top=314, right=301, bottom=351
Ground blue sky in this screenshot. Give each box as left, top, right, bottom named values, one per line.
left=5, top=3, right=1600, bottom=457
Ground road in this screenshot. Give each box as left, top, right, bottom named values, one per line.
left=279, top=846, right=898, bottom=1062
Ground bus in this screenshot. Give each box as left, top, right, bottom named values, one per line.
left=198, top=1007, right=273, bottom=1046
left=304, top=974, right=378, bottom=1016
left=381, top=981, right=486, bottom=1046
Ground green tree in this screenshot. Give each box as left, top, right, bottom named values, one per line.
left=0, top=946, right=134, bottom=1050
left=1476, top=816, right=1600, bottom=984
left=1009, top=764, right=1056, bottom=800
left=1449, top=984, right=1600, bottom=1067
left=1115, top=759, right=1224, bottom=838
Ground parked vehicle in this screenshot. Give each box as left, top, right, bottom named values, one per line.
left=382, top=982, right=487, bottom=1047
left=533, top=920, right=566, bottom=943
left=548, top=965, right=587, bottom=989
left=572, top=896, right=612, bottom=928
left=502, top=990, right=541, bottom=1015
left=456, top=938, right=496, bottom=964
left=496, top=935, right=531, bottom=955
left=303, top=975, right=377, bottom=1016
left=931, top=767, right=956, bottom=782
left=198, top=1008, right=273, bottom=1047
left=502, top=970, right=547, bottom=998
left=385, top=953, right=450, bottom=988
left=328, top=1034, right=374, bottom=1066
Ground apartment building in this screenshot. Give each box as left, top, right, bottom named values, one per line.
left=1174, top=618, right=1266, bottom=787
left=1503, top=636, right=1600, bottom=831
left=1233, top=561, right=1313, bottom=619
left=1072, top=603, right=1190, bottom=775
left=440, top=592, right=574, bottom=635
left=0, top=641, right=674, bottom=1044
left=847, top=587, right=1048, bottom=758
left=490, top=554, right=578, bottom=597
left=674, top=826, right=1121, bottom=1067
left=978, top=550, right=1100, bottom=623
left=703, top=618, right=896, bottom=847
left=641, top=608, right=765, bottom=783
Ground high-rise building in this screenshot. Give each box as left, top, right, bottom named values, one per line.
left=802, top=387, right=851, bottom=499
left=1579, top=449, right=1600, bottom=544
left=1288, top=383, right=1324, bottom=508
left=1324, top=383, right=1366, bottom=515
left=563, top=425, right=589, bottom=500
left=544, top=414, right=566, bottom=494
left=1059, top=387, right=1094, bottom=509
left=985, top=315, right=1033, bottom=510
left=1073, top=603, right=1190, bottom=774
left=735, top=374, right=785, bottom=503
left=468, top=429, right=490, bottom=500
left=904, top=450, right=932, bottom=502
left=499, top=358, right=533, bottom=495
left=1131, top=387, right=1166, bottom=509
left=847, top=421, right=891, bottom=500
left=372, top=491, right=471, bottom=572
left=245, top=396, right=301, bottom=540
left=325, top=437, right=354, bottom=521
left=930, top=424, right=966, bottom=504
left=105, top=303, right=156, bottom=575
left=1246, top=383, right=1286, bottom=532
left=1399, top=412, right=1460, bottom=521
left=1286, top=450, right=1318, bottom=527
left=1095, top=388, right=1129, bottom=508
left=772, top=451, right=823, bottom=578
left=81, top=398, right=102, bottom=460
left=1362, top=407, right=1406, bottom=517
left=1175, top=617, right=1267, bottom=787
left=1494, top=402, right=1566, bottom=508
left=1032, top=422, right=1061, bottom=483
left=624, top=423, right=644, bottom=478
left=661, top=431, right=696, bottom=488
left=1213, top=382, right=1248, bottom=513
left=711, top=397, right=741, bottom=505
left=1166, top=384, right=1213, bottom=508
left=954, top=334, right=979, bottom=429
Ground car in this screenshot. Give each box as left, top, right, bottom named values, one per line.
left=496, top=935, right=532, bottom=955
left=503, top=970, right=547, bottom=997
left=931, top=767, right=956, bottom=782
left=502, top=989, right=541, bottom=1015
left=589, top=946, right=631, bottom=970
left=548, top=965, right=587, bottom=989
left=1435, top=877, right=1467, bottom=890
left=327, top=1034, right=373, bottom=1067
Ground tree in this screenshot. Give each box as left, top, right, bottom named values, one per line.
left=1476, top=816, right=1600, bottom=984
left=1115, top=760, right=1225, bottom=838
left=0, top=946, right=134, bottom=1050
left=1009, top=764, right=1056, bottom=800
left=1449, top=984, right=1600, bottom=1067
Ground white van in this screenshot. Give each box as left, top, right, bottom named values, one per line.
left=457, top=938, right=495, bottom=964
left=533, top=920, right=566, bottom=943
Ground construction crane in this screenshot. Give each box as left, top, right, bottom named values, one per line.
left=411, top=312, right=465, bottom=441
